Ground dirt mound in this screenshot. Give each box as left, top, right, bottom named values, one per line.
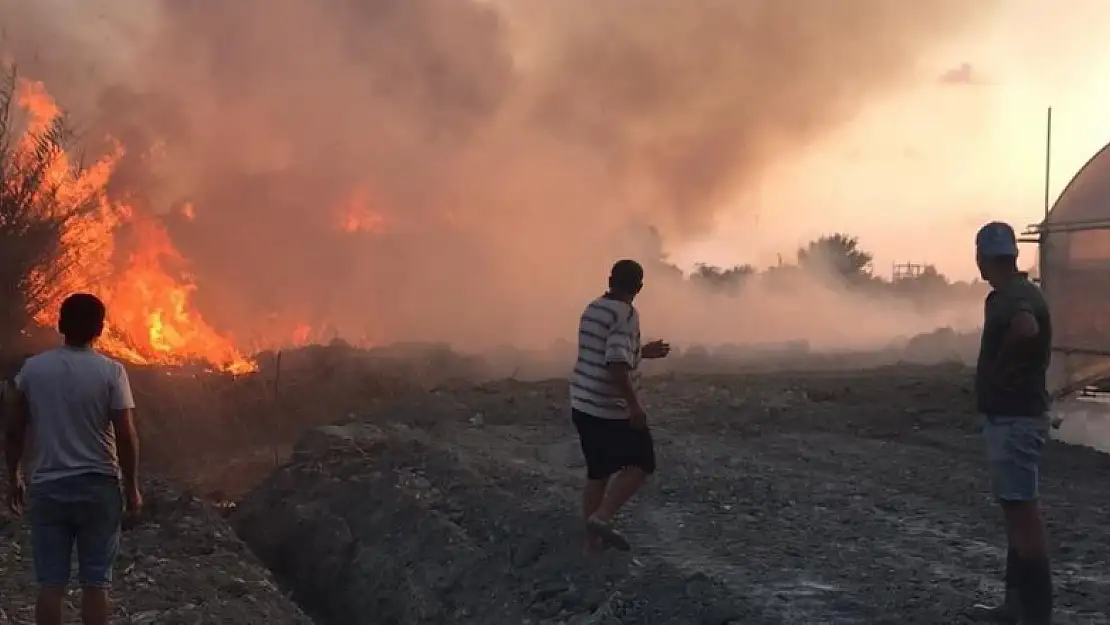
left=234, top=366, right=1110, bottom=624
left=900, top=327, right=979, bottom=365
left=0, top=476, right=311, bottom=624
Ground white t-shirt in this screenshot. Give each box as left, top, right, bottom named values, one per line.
left=15, top=347, right=135, bottom=485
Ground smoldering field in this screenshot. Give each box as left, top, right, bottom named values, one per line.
left=11, top=7, right=1110, bottom=622
left=1, top=0, right=1000, bottom=355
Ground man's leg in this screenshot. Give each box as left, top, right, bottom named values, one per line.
left=970, top=518, right=1027, bottom=623
left=970, top=417, right=1022, bottom=622
left=35, top=589, right=66, bottom=625
left=573, top=410, right=613, bottom=555
left=583, top=478, right=608, bottom=520
left=978, top=417, right=1051, bottom=624
left=79, top=588, right=110, bottom=625
left=1003, top=500, right=1051, bottom=624
left=586, top=425, right=656, bottom=549
left=74, top=477, right=124, bottom=625
left=591, top=467, right=649, bottom=523
left=582, top=479, right=608, bottom=555
left=28, top=491, right=74, bottom=625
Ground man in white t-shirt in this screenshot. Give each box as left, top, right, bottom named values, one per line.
left=570, top=259, right=670, bottom=554
left=5, top=293, right=143, bottom=625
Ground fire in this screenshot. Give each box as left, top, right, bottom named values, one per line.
left=98, top=217, right=257, bottom=374
left=291, top=323, right=312, bottom=346
left=14, top=79, right=257, bottom=374
left=338, top=186, right=388, bottom=234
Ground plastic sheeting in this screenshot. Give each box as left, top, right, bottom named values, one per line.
left=1040, top=141, right=1110, bottom=396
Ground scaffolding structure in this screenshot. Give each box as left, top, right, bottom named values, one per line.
left=891, top=262, right=926, bottom=281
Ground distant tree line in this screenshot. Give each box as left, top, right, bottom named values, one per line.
left=647, top=230, right=987, bottom=303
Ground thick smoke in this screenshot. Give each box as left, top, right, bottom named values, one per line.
left=2, top=0, right=997, bottom=352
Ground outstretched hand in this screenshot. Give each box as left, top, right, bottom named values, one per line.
left=641, top=339, right=671, bottom=360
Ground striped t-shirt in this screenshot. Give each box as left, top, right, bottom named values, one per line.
left=570, top=296, right=642, bottom=420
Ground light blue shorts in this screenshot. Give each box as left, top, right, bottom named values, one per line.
left=982, top=415, right=1049, bottom=502
left=29, top=474, right=123, bottom=588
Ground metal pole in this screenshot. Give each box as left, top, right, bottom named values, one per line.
left=1044, top=107, right=1053, bottom=218
left=1039, top=106, right=1052, bottom=291
left=1040, top=106, right=1061, bottom=403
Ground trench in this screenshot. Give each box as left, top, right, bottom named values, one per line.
left=209, top=413, right=1110, bottom=625
left=188, top=458, right=330, bottom=624
left=164, top=442, right=332, bottom=624
left=174, top=364, right=1110, bottom=624
left=213, top=423, right=761, bottom=625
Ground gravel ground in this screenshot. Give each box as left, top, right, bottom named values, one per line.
left=234, top=363, right=1110, bottom=624
left=0, top=476, right=312, bottom=625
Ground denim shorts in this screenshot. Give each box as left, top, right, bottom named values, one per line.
left=982, top=415, right=1049, bottom=502
left=29, top=473, right=124, bottom=588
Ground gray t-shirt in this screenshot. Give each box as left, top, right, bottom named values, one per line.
left=14, top=347, right=135, bottom=485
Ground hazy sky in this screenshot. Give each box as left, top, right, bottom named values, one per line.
left=23, top=0, right=1104, bottom=284
left=13, top=0, right=1071, bottom=351
left=676, top=0, right=1110, bottom=280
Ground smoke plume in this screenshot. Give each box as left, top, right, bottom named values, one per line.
left=2, top=0, right=997, bottom=352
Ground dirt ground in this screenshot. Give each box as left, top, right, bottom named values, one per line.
left=234, top=363, right=1110, bottom=624
left=0, top=476, right=311, bottom=624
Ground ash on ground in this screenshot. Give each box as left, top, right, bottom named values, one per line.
left=234, top=364, right=1110, bottom=624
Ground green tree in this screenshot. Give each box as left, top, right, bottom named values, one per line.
left=796, top=233, right=874, bottom=281
left=689, top=263, right=755, bottom=294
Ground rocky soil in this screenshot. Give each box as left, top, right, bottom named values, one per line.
left=0, top=476, right=311, bottom=624
left=234, top=364, right=1110, bottom=625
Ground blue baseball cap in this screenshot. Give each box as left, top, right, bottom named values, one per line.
left=975, top=221, right=1019, bottom=258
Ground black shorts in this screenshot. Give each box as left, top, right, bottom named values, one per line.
left=572, top=408, right=656, bottom=480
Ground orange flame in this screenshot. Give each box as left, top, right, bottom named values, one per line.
left=291, top=323, right=312, bottom=346
left=337, top=186, right=388, bottom=234
left=14, top=79, right=257, bottom=374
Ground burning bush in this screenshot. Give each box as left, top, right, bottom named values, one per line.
left=0, top=69, right=258, bottom=373
left=0, top=65, right=101, bottom=357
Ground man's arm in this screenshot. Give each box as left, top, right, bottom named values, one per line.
left=606, top=362, right=641, bottom=409
left=1006, top=309, right=1040, bottom=342
left=4, top=387, right=29, bottom=483
left=996, top=299, right=1040, bottom=362
left=991, top=296, right=1042, bottom=389
left=110, top=408, right=139, bottom=492
left=641, top=339, right=671, bottom=359
left=604, top=320, right=644, bottom=416
left=108, top=364, right=140, bottom=507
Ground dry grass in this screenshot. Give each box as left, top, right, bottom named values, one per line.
left=2, top=329, right=976, bottom=499
left=129, top=342, right=491, bottom=497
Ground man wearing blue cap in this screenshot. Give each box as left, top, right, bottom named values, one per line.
left=968, top=221, right=1053, bottom=624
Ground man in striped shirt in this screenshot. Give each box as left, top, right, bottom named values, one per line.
left=571, top=259, right=670, bottom=554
